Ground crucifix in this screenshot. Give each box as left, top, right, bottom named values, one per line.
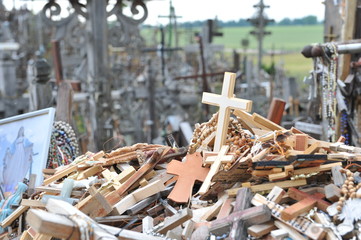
left=202, top=72, right=252, bottom=152
left=166, top=152, right=209, bottom=203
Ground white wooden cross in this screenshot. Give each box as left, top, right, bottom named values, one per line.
left=202, top=72, right=252, bottom=152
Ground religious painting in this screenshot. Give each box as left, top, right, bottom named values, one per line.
left=0, top=108, right=55, bottom=194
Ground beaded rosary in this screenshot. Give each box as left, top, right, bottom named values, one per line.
left=321, top=43, right=338, bottom=142
left=47, top=121, right=80, bottom=169
left=336, top=167, right=361, bottom=214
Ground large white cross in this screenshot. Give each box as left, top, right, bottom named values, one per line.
left=202, top=72, right=252, bottom=152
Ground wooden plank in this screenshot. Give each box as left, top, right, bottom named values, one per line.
left=267, top=98, right=286, bottom=125
left=142, top=216, right=154, bottom=233
left=266, top=186, right=286, bottom=204
left=1, top=205, right=29, bottom=228
left=314, top=212, right=338, bottom=240
left=252, top=193, right=325, bottom=240
left=27, top=208, right=163, bottom=240
left=281, top=197, right=317, bottom=221
left=47, top=198, right=163, bottom=239
left=201, top=195, right=227, bottom=221
left=304, top=142, right=320, bottom=154
left=227, top=179, right=307, bottom=196
left=274, top=220, right=307, bottom=240
left=21, top=199, right=46, bottom=208
left=35, top=186, right=83, bottom=198
left=77, top=165, right=103, bottom=180
left=247, top=221, right=276, bottom=238
left=198, top=145, right=229, bottom=194
left=42, top=165, right=77, bottom=185
left=217, top=197, right=234, bottom=220
left=234, top=109, right=270, bottom=131
left=113, top=180, right=165, bottom=215
left=252, top=113, right=285, bottom=131
left=156, top=208, right=193, bottom=235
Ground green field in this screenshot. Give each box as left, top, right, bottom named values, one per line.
left=141, top=24, right=323, bottom=82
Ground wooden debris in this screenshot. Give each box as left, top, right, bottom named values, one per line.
left=8, top=86, right=361, bottom=240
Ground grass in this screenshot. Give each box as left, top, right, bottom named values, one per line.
left=141, top=24, right=323, bottom=83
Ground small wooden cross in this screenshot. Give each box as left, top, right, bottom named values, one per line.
left=167, top=153, right=209, bottom=203
left=281, top=187, right=331, bottom=221
left=198, top=145, right=230, bottom=195
left=202, top=72, right=252, bottom=152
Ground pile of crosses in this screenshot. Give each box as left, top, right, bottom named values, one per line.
left=2, top=72, right=361, bottom=240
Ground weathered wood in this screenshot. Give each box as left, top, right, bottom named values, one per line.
left=77, top=165, right=103, bottom=180
left=267, top=98, right=286, bottom=125
left=210, top=205, right=271, bottom=238
left=212, top=150, right=252, bottom=183
left=126, top=193, right=160, bottom=215
left=252, top=113, right=285, bottom=131
left=227, top=179, right=307, bottom=196
left=42, top=165, right=78, bottom=185
left=1, top=205, right=29, bottom=228
left=112, top=180, right=165, bottom=215
left=339, top=0, right=358, bottom=80
left=228, top=187, right=253, bottom=240
left=142, top=216, right=154, bottom=233
left=216, top=197, right=234, bottom=219
left=266, top=186, right=286, bottom=204
left=35, top=186, right=83, bottom=198
left=182, top=220, right=195, bottom=240
left=55, top=81, right=74, bottom=123
left=331, top=165, right=346, bottom=188
left=200, top=195, right=227, bottom=221
left=252, top=193, right=325, bottom=240
left=202, top=72, right=252, bottom=151
left=324, top=184, right=341, bottom=202
left=156, top=208, right=193, bottom=235
left=21, top=199, right=46, bottom=208
left=274, top=220, right=307, bottom=240
left=247, top=221, right=276, bottom=238
left=314, top=212, right=339, bottom=240
left=27, top=208, right=163, bottom=240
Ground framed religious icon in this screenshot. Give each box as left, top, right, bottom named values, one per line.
left=0, top=108, right=55, bottom=193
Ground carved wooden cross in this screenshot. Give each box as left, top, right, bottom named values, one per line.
left=281, top=187, right=331, bottom=221
left=210, top=188, right=271, bottom=239
left=202, top=72, right=252, bottom=152
left=198, top=145, right=230, bottom=195
left=167, top=153, right=209, bottom=203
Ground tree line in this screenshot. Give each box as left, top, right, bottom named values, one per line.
left=146, top=15, right=320, bottom=28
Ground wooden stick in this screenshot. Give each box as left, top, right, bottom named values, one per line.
left=227, top=179, right=307, bottom=196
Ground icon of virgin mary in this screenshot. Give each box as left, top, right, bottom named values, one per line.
left=2, top=127, right=33, bottom=193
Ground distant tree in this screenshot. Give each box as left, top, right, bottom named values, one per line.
left=302, top=15, right=318, bottom=25
left=279, top=18, right=292, bottom=25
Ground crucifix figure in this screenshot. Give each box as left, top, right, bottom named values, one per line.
left=202, top=72, right=252, bottom=152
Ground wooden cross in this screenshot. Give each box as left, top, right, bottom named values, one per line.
left=166, top=153, right=209, bottom=203
left=281, top=187, right=331, bottom=221
left=198, top=145, right=230, bottom=195
left=202, top=72, right=252, bottom=152
left=210, top=188, right=271, bottom=239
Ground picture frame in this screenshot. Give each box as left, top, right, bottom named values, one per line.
left=0, top=108, right=55, bottom=193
